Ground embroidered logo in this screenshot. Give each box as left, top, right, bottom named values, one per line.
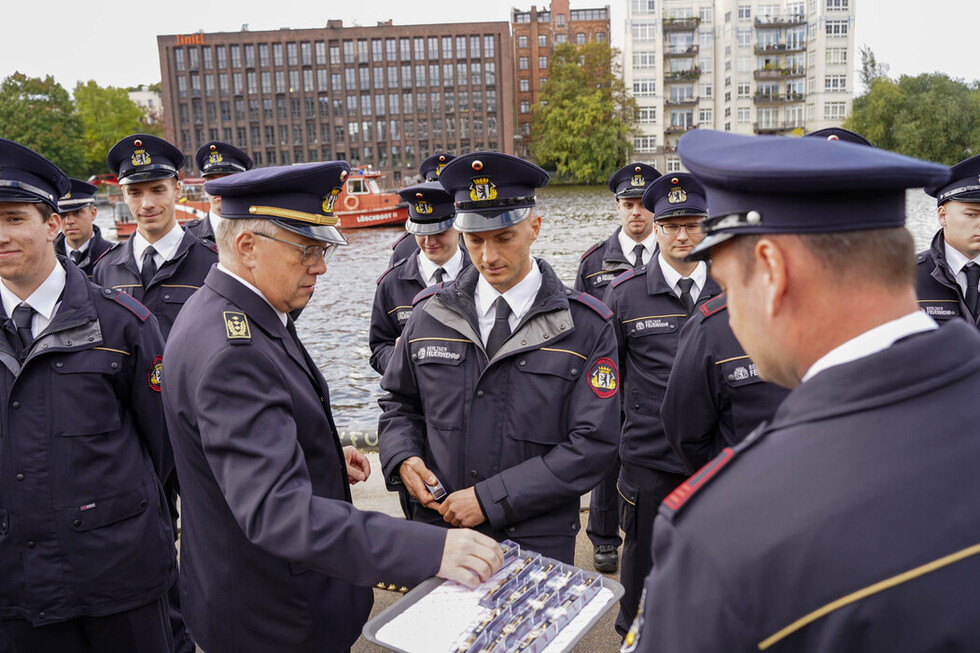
left=588, top=357, right=619, bottom=399
left=469, top=176, right=498, bottom=202
left=148, top=355, right=163, bottom=392
left=131, top=148, right=151, bottom=167
left=323, top=188, right=341, bottom=215
left=223, top=311, right=251, bottom=339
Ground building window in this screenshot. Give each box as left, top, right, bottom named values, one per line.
left=287, top=43, right=298, bottom=66
left=738, top=4, right=751, bottom=19
left=555, top=33, right=567, bottom=44
left=633, top=136, right=657, bottom=152
left=825, top=19, right=848, bottom=36
left=665, top=158, right=682, bottom=172
left=826, top=48, right=847, bottom=65
left=825, top=75, right=847, bottom=91
left=519, top=57, right=528, bottom=70
left=301, top=42, right=312, bottom=66
left=484, top=34, right=495, bottom=58
left=633, top=51, right=656, bottom=68
left=576, top=33, right=587, bottom=45
left=699, top=108, right=712, bottom=123
left=520, top=79, right=530, bottom=92
left=633, top=80, right=656, bottom=96
left=826, top=0, right=848, bottom=8
left=637, top=107, right=656, bottom=122
left=514, top=11, right=530, bottom=23
left=737, top=83, right=751, bottom=98
left=414, top=37, right=425, bottom=60
left=518, top=35, right=528, bottom=48
left=596, top=32, right=606, bottom=43
left=400, top=38, right=411, bottom=61
left=457, top=62, right=468, bottom=86
left=737, top=107, right=751, bottom=123
left=456, top=36, right=467, bottom=59
left=699, top=82, right=713, bottom=98
left=631, top=0, right=656, bottom=14
left=428, top=37, right=439, bottom=59
left=700, top=6, right=713, bottom=22
left=537, top=56, right=547, bottom=70
left=216, top=46, right=227, bottom=68
left=538, top=35, right=548, bottom=48
left=520, top=101, right=530, bottom=114
left=316, top=41, right=327, bottom=65
left=429, top=64, right=440, bottom=86
left=471, top=35, right=481, bottom=58
left=631, top=22, right=656, bottom=41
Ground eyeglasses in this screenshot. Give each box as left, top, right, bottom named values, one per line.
left=253, top=231, right=337, bottom=266
left=658, top=222, right=704, bottom=235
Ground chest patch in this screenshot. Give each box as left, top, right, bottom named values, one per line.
left=411, top=340, right=468, bottom=365
left=588, top=357, right=619, bottom=398
left=719, top=358, right=763, bottom=387
left=917, top=301, right=959, bottom=320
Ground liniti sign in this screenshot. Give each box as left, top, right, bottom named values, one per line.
left=175, top=34, right=206, bottom=45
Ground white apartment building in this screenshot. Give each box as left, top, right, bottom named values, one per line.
left=624, top=0, right=855, bottom=171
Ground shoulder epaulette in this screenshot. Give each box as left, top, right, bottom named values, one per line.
left=222, top=311, right=252, bottom=343
left=609, top=267, right=640, bottom=288
left=412, top=283, right=443, bottom=305
left=92, top=242, right=121, bottom=267
left=916, top=252, right=928, bottom=264
left=200, top=238, right=218, bottom=253
left=699, top=293, right=728, bottom=318
left=103, top=288, right=150, bottom=322
left=391, top=232, right=412, bottom=249
left=376, top=257, right=407, bottom=285
left=659, top=424, right=769, bottom=522
left=570, top=291, right=614, bottom=319
left=580, top=240, right=603, bottom=260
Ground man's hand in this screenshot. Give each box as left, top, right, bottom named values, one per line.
left=398, top=456, right=442, bottom=510
left=343, top=446, right=370, bottom=485
left=437, top=530, right=504, bottom=589
left=439, top=487, right=486, bottom=528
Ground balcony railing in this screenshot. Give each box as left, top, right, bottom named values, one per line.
left=664, top=68, right=701, bottom=81
left=664, top=124, right=695, bottom=134
left=664, top=44, right=699, bottom=57
left=753, top=91, right=805, bottom=104
left=753, top=67, right=806, bottom=80
left=753, top=121, right=805, bottom=133
left=662, top=17, right=701, bottom=31
left=754, top=15, right=806, bottom=27
left=754, top=42, right=807, bottom=55
left=664, top=97, right=698, bottom=107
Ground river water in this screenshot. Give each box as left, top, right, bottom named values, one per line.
left=95, top=187, right=940, bottom=441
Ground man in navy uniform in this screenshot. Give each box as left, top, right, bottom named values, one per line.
left=388, top=152, right=456, bottom=266
left=370, top=181, right=470, bottom=375
left=54, top=179, right=112, bottom=278
left=0, top=138, right=177, bottom=652
left=183, top=141, right=254, bottom=242
left=603, top=171, right=720, bottom=636
left=623, top=131, right=980, bottom=652
left=658, top=128, right=870, bottom=473
left=917, top=153, right=980, bottom=327
left=162, top=161, right=503, bottom=653
left=379, top=152, right=620, bottom=564
left=94, top=134, right=218, bottom=339
left=575, top=163, right=660, bottom=574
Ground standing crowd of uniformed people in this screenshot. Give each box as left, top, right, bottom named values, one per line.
left=0, top=119, right=979, bottom=653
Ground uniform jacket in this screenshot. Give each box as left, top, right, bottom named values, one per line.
left=93, top=229, right=217, bottom=339
left=629, top=320, right=980, bottom=652
left=0, top=260, right=175, bottom=626
left=603, top=262, right=720, bottom=474
left=388, top=231, right=420, bottom=267
left=182, top=214, right=216, bottom=242
left=661, top=294, right=789, bottom=473
left=54, top=225, right=113, bottom=279
left=915, top=230, right=980, bottom=327
left=162, top=268, right=444, bottom=653
left=573, top=227, right=633, bottom=298
left=369, top=249, right=472, bottom=375
left=378, top=260, right=620, bottom=560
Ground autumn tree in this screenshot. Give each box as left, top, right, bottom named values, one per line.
left=530, top=42, right=637, bottom=184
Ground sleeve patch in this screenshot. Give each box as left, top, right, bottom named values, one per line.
left=147, top=355, right=163, bottom=392
left=587, top=356, right=619, bottom=399
left=412, top=283, right=442, bottom=305
left=113, top=291, right=151, bottom=321
left=572, top=291, right=614, bottom=319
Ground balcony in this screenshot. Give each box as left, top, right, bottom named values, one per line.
left=755, top=14, right=806, bottom=27
left=753, top=121, right=805, bottom=134
left=754, top=42, right=807, bottom=55
left=664, top=68, right=701, bottom=81
left=662, top=17, right=700, bottom=31
left=663, top=44, right=699, bottom=58
left=664, top=97, right=698, bottom=107
left=754, top=91, right=804, bottom=104
left=753, top=67, right=806, bottom=80
left=664, top=124, right=695, bottom=134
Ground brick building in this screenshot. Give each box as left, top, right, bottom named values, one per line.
left=157, top=20, right=514, bottom=183
left=511, top=0, right=611, bottom=157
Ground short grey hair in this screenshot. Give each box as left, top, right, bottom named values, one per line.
left=215, top=217, right=271, bottom=264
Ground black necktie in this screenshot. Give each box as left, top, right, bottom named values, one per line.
left=632, top=243, right=645, bottom=269
left=965, top=262, right=980, bottom=316
left=434, top=267, right=446, bottom=284
left=70, top=250, right=83, bottom=265
left=677, top=277, right=695, bottom=315
left=141, top=246, right=158, bottom=289
left=12, top=303, right=35, bottom=357
left=485, top=297, right=512, bottom=359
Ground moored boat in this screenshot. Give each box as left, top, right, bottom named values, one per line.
left=333, top=166, right=408, bottom=229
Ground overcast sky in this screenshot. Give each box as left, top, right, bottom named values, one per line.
left=2, top=0, right=976, bottom=92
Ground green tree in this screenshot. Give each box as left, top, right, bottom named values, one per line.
left=530, top=42, right=637, bottom=184
left=846, top=72, right=980, bottom=164
left=0, top=72, right=84, bottom=176
left=857, top=45, right=889, bottom=92
left=74, top=80, right=159, bottom=176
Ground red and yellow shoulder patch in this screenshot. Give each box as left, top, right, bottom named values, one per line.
left=588, top=357, right=619, bottom=398
left=147, top=355, right=163, bottom=392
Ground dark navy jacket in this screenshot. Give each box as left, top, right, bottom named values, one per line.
left=378, top=260, right=620, bottom=562
left=661, top=294, right=790, bottom=473
left=0, top=260, right=175, bottom=626
left=182, top=214, right=216, bottom=242
left=915, top=230, right=980, bottom=327
left=602, top=261, right=720, bottom=474
left=54, top=225, right=113, bottom=279
left=629, top=321, right=980, bottom=652
left=369, top=249, right=472, bottom=375
left=93, top=229, right=217, bottom=339
left=388, top=231, right=420, bottom=267
left=162, top=268, right=445, bottom=653
left=573, top=227, right=633, bottom=298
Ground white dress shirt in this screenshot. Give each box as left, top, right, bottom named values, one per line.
left=943, top=241, right=980, bottom=297
left=216, top=263, right=287, bottom=326
left=1, top=263, right=67, bottom=336
left=475, top=258, right=543, bottom=345
left=207, top=210, right=224, bottom=237
left=657, top=254, right=708, bottom=302
left=132, top=223, right=184, bottom=273
left=417, top=247, right=464, bottom=286
left=64, top=235, right=92, bottom=258
left=618, top=229, right=658, bottom=267
left=802, top=311, right=938, bottom=383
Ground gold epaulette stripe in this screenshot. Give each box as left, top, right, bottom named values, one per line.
left=248, top=205, right=338, bottom=226
left=715, top=355, right=750, bottom=366
left=585, top=268, right=620, bottom=279
left=92, top=347, right=130, bottom=356
left=407, top=337, right=473, bottom=344
left=623, top=314, right=686, bottom=323
left=915, top=299, right=959, bottom=303
left=113, top=284, right=142, bottom=289
left=758, top=541, right=980, bottom=650
left=540, top=347, right=588, bottom=361
left=161, top=284, right=201, bottom=289
left=387, top=305, right=412, bottom=315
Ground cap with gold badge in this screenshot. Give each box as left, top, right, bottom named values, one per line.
left=607, top=163, right=661, bottom=199
left=397, top=181, right=456, bottom=235
left=106, top=133, right=185, bottom=185
left=642, top=173, right=707, bottom=221
left=0, top=137, right=70, bottom=211
left=418, top=153, right=456, bottom=182
left=195, top=141, right=254, bottom=178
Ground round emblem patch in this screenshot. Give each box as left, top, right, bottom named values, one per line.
left=588, top=357, right=619, bottom=399
left=148, top=355, right=163, bottom=392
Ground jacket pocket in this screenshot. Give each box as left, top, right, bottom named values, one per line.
left=50, top=349, right=124, bottom=436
